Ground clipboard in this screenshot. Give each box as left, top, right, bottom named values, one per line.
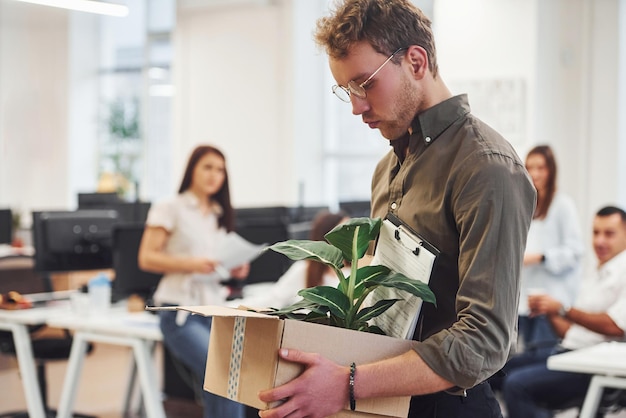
left=367, top=213, right=439, bottom=339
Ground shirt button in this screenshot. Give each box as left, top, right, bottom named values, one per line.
left=391, top=202, right=397, bottom=210
left=425, top=136, right=432, bottom=143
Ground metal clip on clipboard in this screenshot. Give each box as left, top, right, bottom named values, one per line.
left=393, top=228, right=421, bottom=256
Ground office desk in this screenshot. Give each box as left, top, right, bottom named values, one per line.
left=0, top=298, right=72, bottom=418
left=47, top=307, right=165, bottom=418
left=547, top=341, right=626, bottom=418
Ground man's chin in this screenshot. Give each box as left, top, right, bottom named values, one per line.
left=378, top=127, right=404, bottom=141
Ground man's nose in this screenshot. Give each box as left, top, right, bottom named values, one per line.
left=351, top=95, right=370, bottom=115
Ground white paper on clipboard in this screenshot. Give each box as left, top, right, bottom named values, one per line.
left=367, top=214, right=439, bottom=339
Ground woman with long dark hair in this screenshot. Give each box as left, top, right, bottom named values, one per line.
left=138, top=144, right=246, bottom=418
left=519, top=145, right=584, bottom=355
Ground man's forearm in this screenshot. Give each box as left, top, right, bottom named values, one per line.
left=354, top=350, right=454, bottom=399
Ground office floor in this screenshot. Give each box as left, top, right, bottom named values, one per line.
left=0, top=342, right=202, bottom=418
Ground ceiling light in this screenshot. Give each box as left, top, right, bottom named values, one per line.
left=13, top=0, right=128, bottom=17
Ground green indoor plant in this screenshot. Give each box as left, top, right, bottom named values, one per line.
left=266, top=217, right=436, bottom=335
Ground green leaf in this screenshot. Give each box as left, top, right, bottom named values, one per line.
left=352, top=265, right=391, bottom=298
left=324, top=218, right=382, bottom=261
left=265, top=298, right=323, bottom=317
left=364, top=272, right=437, bottom=306
left=361, top=324, right=387, bottom=335
left=354, top=298, right=400, bottom=323
left=268, top=240, right=344, bottom=270
left=298, top=286, right=352, bottom=319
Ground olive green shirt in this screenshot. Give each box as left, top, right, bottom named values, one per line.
left=371, top=94, right=536, bottom=389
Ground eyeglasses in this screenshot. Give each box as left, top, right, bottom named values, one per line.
left=332, top=47, right=407, bottom=103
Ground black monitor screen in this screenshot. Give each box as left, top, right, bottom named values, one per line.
left=77, top=193, right=151, bottom=225
left=0, top=209, right=11, bottom=244
left=339, top=200, right=372, bottom=218
left=32, top=210, right=119, bottom=273
left=235, top=206, right=293, bottom=284
left=77, top=192, right=123, bottom=208
left=111, top=224, right=161, bottom=302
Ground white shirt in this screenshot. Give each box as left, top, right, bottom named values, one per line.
left=519, top=193, right=584, bottom=315
left=147, top=191, right=229, bottom=307
left=562, top=249, right=626, bottom=350
left=226, top=260, right=342, bottom=310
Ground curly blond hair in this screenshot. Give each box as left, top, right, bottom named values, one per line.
left=314, top=0, right=438, bottom=77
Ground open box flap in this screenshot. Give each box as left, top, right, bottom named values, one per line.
left=146, top=304, right=279, bottom=320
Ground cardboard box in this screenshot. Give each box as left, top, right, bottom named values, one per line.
left=162, top=305, right=413, bottom=418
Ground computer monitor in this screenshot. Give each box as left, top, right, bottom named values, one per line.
left=111, top=224, right=162, bottom=302
left=287, top=206, right=330, bottom=240
left=77, top=192, right=123, bottom=208
left=77, top=193, right=151, bottom=225
left=234, top=206, right=293, bottom=284
left=107, top=201, right=151, bottom=224
left=288, top=205, right=329, bottom=223
left=32, top=209, right=119, bottom=273
left=339, top=200, right=372, bottom=218
left=0, top=209, right=12, bottom=244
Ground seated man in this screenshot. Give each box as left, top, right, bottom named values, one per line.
left=502, top=205, right=626, bottom=418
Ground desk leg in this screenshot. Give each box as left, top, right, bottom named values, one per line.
left=131, top=339, right=165, bottom=418
left=9, top=323, right=46, bottom=418
left=123, top=341, right=155, bottom=417
left=56, top=333, right=89, bottom=418
left=579, top=375, right=626, bottom=418
left=122, top=353, right=139, bottom=416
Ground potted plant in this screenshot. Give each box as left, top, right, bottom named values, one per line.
left=266, top=217, right=436, bottom=335
left=99, top=98, right=141, bottom=197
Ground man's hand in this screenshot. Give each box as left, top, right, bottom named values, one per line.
left=258, top=348, right=349, bottom=418
left=528, top=294, right=561, bottom=317
left=230, top=263, right=250, bottom=279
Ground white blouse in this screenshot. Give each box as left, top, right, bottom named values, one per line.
left=147, top=191, right=229, bottom=307
left=519, top=193, right=584, bottom=315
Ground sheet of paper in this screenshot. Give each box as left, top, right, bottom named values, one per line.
left=195, top=233, right=266, bottom=281
left=367, top=217, right=437, bottom=339
left=216, top=232, right=266, bottom=270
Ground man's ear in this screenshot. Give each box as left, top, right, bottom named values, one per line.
left=406, top=45, right=429, bottom=80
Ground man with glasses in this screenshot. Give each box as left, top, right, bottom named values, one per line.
left=258, top=1, right=536, bottom=417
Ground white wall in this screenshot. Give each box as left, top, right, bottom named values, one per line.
left=173, top=0, right=295, bottom=207
left=0, top=1, right=71, bottom=220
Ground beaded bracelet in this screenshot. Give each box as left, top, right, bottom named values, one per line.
left=349, top=362, right=356, bottom=411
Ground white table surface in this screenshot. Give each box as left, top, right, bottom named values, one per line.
left=46, top=306, right=162, bottom=341
left=548, top=341, right=626, bottom=376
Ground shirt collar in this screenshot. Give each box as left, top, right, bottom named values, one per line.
left=391, top=94, right=471, bottom=159
left=414, top=94, right=471, bottom=146
left=181, top=190, right=223, bottom=216
left=598, top=249, right=626, bottom=278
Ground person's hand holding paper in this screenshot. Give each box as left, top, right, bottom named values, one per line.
left=198, top=232, right=265, bottom=282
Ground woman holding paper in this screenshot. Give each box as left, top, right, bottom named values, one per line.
left=138, top=144, right=246, bottom=418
